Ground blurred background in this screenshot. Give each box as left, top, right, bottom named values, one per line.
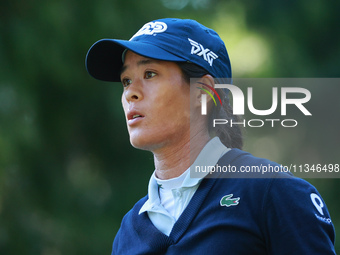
left=0, top=0, right=339, bottom=254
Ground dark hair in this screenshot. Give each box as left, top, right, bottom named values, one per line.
left=177, top=61, right=243, bottom=149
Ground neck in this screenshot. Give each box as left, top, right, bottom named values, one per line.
left=153, top=130, right=210, bottom=180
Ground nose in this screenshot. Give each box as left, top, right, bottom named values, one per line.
left=123, top=81, right=143, bottom=103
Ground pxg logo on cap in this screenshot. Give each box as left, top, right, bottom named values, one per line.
left=188, top=38, right=218, bottom=67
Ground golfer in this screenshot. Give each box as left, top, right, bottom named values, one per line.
left=86, top=18, right=335, bottom=254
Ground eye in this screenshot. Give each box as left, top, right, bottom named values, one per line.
left=144, top=71, right=156, bottom=79
left=121, top=78, right=132, bottom=88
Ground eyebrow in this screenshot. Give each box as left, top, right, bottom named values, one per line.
left=120, top=59, right=160, bottom=77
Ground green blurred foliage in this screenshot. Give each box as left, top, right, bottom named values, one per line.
left=0, top=0, right=339, bottom=254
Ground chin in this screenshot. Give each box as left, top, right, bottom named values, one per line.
left=129, top=134, right=154, bottom=151
left=129, top=133, right=166, bottom=152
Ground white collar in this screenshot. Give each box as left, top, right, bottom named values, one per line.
left=139, top=137, right=230, bottom=214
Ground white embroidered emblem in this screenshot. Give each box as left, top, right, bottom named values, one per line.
left=130, top=21, right=167, bottom=40
left=188, top=38, right=218, bottom=66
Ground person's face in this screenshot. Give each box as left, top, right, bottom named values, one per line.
left=120, top=51, right=193, bottom=152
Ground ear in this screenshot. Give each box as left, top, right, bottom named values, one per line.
left=196, top=74, right=215, bottom=106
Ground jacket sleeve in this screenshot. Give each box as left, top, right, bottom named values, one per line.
left=262, top=177, right=336, bottom=254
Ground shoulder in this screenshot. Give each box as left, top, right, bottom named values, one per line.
left=262, top=176, right=335, bottom=253
left=210, top=148, right=334, bottom=225
left=214, top=148, right=331, bottom=212
left=209, top=149, right=335, bottom=253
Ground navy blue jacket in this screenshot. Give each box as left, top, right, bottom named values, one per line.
left=112, top=149, right=336, bottom=254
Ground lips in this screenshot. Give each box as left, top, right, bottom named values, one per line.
left=132, top=114, right=143, bottom=119
left=127, top=110, right=144, bottom=124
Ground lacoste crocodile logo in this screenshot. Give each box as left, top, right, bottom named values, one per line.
left=220, top=194, right=240, bottom=207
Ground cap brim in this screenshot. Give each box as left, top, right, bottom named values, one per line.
left=85, top=39, right=186, bottom=82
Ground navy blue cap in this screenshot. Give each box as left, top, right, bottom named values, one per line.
left=85, top=18, right=232, bottom=82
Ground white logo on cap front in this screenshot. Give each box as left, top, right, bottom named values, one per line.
left=130, top=21, right=167, bottom=40
left=188, top=38, right=218, bottom=66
